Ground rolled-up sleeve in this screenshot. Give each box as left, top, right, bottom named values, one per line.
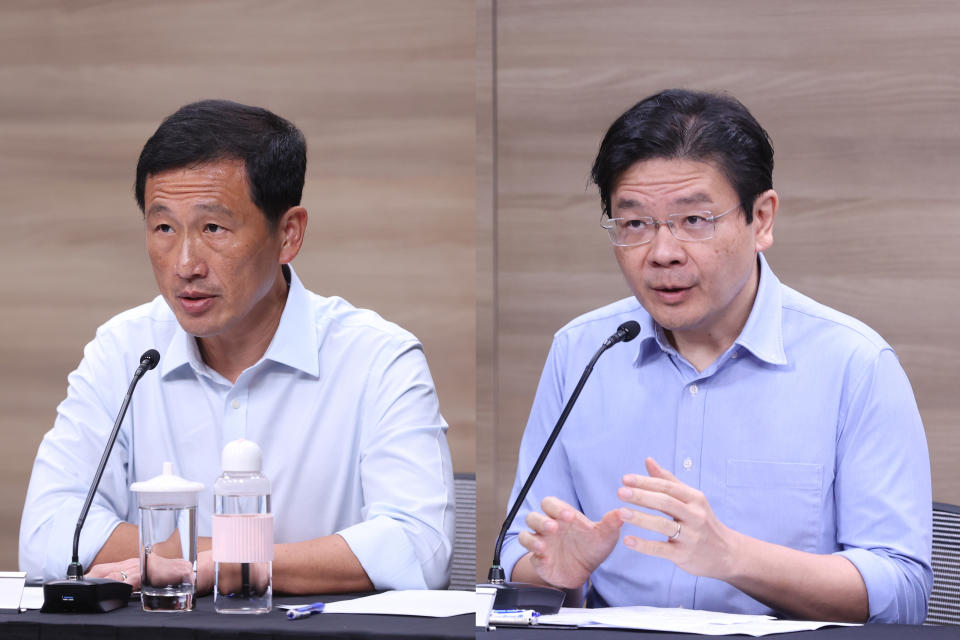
left=19, top=330, right=133, bottom=581
left=500, top=336, right=577, bottom=582
left=337, top=341, right=454, bottom=590
left=834, top=348, right=932, bottom=624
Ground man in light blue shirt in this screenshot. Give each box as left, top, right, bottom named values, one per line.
left=20, top=100, right=454, bottom=592
left=502, top=89, right=931, bottom=623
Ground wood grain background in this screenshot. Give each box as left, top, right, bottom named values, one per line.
left=0, top=0, right=476, bottom=571
left=3, top=0, right=958, bottom=586
left=478, top=0, right=960, bottom=579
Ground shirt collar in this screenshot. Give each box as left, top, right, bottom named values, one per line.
left=734, top=253, right=787, bottom=365
left=262, top=265, right=320, bottom=376
left=633, top=253, right=787, bottom=367
left=161, top=264, right=320, bottom=379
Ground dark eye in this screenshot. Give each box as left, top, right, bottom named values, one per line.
left=155, top=223, right=173, bottom=233
left=205, top=223, right=223, bottom=233
left=622, top=218, right=650, bottom=230
left=681, top=214, right=710, bottom=227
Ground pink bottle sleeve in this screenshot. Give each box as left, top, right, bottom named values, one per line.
left=212, top=514, right=274, bottom=563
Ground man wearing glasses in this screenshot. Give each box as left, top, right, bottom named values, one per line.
left=500, top=89, right=931, bottom=623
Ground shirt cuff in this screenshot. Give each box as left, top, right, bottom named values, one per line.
left=338, top=516, right=428, bottom=590
left=835, top=547, right=915, bottom=623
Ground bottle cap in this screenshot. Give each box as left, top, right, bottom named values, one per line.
left=130, top=461, right=204, bottom=507
left=221, top=439, right=263, bottom=473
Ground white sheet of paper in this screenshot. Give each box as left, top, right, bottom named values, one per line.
left=475, top=586, right=497, bottom=628
left=19, top=586, right=45, bottom=610
left=279, top=590, right=476, bottom=617
left=0, top=572, right=26, bottom=613
left=539, top=606, right=859, bottom=636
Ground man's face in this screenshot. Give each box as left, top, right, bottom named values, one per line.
left=610, top=158, right=775, bottom=342
left=144, top=160, right=289, bottom=343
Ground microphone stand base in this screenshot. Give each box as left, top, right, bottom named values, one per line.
left=41, top=578, right=132, bottom=613
left=478, top=581, right=565, bottom=614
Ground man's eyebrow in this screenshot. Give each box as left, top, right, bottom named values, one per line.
left=672, top=193, right=714, bottom=207
left=614, top=192, right=715, bottom=210
left=145, top=202, right=236, bottom=217
left=145, top=203, right=169, bottom=216
left=615, top=197, right=644, bottom=209
left=194, top=202, right=235, bottom=216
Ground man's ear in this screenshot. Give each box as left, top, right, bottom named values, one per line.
left=751, top=189, right=778, bottom=252
left=277, top=206, right=307, bottom=264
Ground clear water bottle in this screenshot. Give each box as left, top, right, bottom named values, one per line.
left=212, top=439, right=273, bottom=614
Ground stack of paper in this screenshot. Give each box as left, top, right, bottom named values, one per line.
left=537, top=605, right=859, bottom=636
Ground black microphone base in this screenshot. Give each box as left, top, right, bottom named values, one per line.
left=41, top=578, right=132, bottom=613
left=479, top=581, right=565, bottom=614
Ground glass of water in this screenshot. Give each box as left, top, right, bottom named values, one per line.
left=130, top=462, right=204, bottom=612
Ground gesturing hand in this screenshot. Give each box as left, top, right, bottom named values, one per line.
left=517, top=496, right=624, bottom=589
left=617, top=457, right=741, bottom=581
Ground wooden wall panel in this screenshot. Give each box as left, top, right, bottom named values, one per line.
left=476, top=0, right=496, bottom=581
left=0, top=0, right=475, bottom=572
left=483, top=0, right=960, bottom=574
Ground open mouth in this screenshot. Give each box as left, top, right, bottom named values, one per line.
left=177, top=292, right=216, bottom=313
left=650, top=284, right=693, bottom=303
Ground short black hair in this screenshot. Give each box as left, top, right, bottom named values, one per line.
left=590, top=89, right=774, bottom=224
left=135, top=99, right=306, bottom=225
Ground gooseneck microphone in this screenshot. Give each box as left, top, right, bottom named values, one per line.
left=42, top=349, right=160, bottom=614
left=481, top=321, right=641, bottom=614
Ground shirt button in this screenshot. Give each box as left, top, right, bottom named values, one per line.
left=683, top=457, right=693, bottom=470
left=731, top=351, right=739, bottom=359
left=231, top=399, right=241, bottom=409
left=689, top=384, right=699, bottom=396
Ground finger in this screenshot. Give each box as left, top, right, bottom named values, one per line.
left=622, top=471, right=698, bottom=503
left=645, top=457, right=680, bottom=483
left=618, top=508, right=678, bottom=538
left=117, top=569, right=142, bottom=590
left=517, top=530, right=545, bottom=554
left=84, top=564, right=111, bottom=578
left=540, top=496, right=576, bottom=521
left=599, top=508, right=626, bottom=533
left=623, top=535, right=675, bottom=560
left=524, top=510, right=559, bottom=535
left=618, top=485, right=687, bottom=520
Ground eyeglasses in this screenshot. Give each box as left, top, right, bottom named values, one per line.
left=600, top=203, right=741, bottom=247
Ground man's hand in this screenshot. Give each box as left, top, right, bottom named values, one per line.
left=85, top=557, right=141, bottom=590
left=86, top=532, right=214, bottom=594
left=617, top=457, right=740, bottom=580
left=517, top=496, right=624, bottom=589
left=618, top=457, right=869, bottom=622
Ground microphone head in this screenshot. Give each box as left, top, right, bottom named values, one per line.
left=140, top=349, right=161, bottom=371
left=618, top=320, right=642, bottom=343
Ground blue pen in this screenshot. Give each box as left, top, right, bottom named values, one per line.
left=489, top=609, right=540, bottom=625
left=286, top=602, right=325, bottom=620
left=493, top=609, right=536, bottom=614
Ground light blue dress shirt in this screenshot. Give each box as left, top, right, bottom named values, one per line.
left=20, top=266, right=455, bottom=590
left=501, top=254, right=932, bottom=623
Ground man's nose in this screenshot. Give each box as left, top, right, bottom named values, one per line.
left=175, top=236, right=207, bottom=279
left=646, top=222, right=686, bottom=265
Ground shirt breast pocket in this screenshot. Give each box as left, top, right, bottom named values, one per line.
left=724, top=459, right=823, bottom=552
